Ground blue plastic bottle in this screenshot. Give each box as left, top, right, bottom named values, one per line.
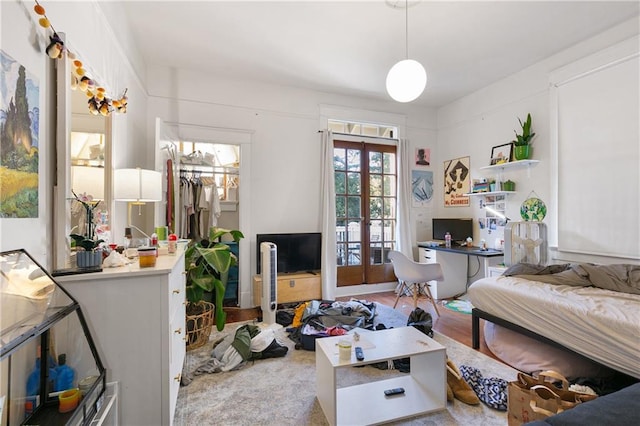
left=26, top=358, right=41, bottom=396
left=55, top=354, right=75, bottom=392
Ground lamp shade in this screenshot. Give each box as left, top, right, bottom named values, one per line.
left=113, top=168, right=162, bottom=202
left=71, top=165, right=104, bottom=200
left=386, top=59, right=427, bottom=103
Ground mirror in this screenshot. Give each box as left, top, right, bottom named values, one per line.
left=69, top=89, right=109, bottom=245
left=53, top=46, right=112, bottom=271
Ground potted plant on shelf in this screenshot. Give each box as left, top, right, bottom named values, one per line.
left=511, top=113, right=536, bottom=160
left=70, top=191, right=104, bottom=268
left=184, top=227, right=244, bottom=349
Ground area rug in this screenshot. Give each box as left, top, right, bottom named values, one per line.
left=443, top=299, right=474, bottom=315
left=175, top=302, right=517, bottom=426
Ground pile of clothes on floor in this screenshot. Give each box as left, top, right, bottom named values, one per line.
left=181, top=324, right=288, bottom=385
left=283, top=299, right=377, bottom=350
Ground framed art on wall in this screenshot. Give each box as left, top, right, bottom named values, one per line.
left=412, top=169, right=433, bottom=207
left=0, top=50, right=40, bottom=218
left=415, top=148, right=430, bottom=166
left=490, top=143, right=513, bottom=165
left=444, top=156, right=470, bottom=207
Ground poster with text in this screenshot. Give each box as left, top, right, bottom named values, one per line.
left=0, top=50, right=40, bottom=218
left=444, top=156, right=470, bottom=207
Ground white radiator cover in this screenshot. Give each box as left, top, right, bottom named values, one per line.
left=260, top=242, right=278, bottom=324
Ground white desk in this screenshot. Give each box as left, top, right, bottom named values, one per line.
left=418, top=245, right=504, bottom=297
left=315, top=327, right=446, bottom=425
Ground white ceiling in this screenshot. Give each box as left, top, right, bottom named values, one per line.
left=119, top=1, right=639, bottom=108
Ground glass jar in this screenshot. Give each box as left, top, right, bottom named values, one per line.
left=137, top=247, right=157, bottom=268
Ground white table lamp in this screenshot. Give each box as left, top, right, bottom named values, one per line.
left=114, top=168, right=162, bottom=240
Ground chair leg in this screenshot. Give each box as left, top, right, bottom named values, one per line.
left=423, top=283, right=440, bottom=316
left=412, top=283, right=419, bottom=309
left=393, top=282, right=405, bottom=308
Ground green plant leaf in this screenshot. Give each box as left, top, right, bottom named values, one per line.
left=213, top=278, right=227, bottom=331
left=197, top=246, right=232, bottom=274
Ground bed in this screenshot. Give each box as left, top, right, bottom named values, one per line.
left=468, top=263, right=640, bottom=380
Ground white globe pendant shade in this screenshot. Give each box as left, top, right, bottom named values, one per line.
left=386, top=59, right=427, bottom=103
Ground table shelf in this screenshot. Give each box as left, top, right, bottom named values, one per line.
left=316, top=327, right=446, bottom=426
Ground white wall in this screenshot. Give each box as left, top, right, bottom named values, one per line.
left=437, top=16, right=640, bottom=267
left=0, top=0, right=52, bottom=265
left=145, top=67, right=437, bottom=305
left=0, top=1, right=148, bottom=269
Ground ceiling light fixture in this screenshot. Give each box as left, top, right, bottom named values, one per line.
left=386, top=0, right=427, bottom=103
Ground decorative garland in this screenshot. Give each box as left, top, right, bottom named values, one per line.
left=33, top=1, right=128, bottom=116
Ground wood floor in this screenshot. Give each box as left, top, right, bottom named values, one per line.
left=224, top=290, right=499, bottom=361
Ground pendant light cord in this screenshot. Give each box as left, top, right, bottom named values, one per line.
left=405, top=0, right=409, bottom=59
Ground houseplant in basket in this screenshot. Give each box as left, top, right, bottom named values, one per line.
left=184, top=228, right=244, bottom=349
left=69, top=191, right=104, bottom=268
left=511, top=113, right=536, bottom=160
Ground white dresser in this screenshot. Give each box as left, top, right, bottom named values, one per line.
left=56, top=252, right=186, bottom=426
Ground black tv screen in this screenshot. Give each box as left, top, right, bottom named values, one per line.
left=256, top=232, right=322, bottom=274
left=432, top=218, right=473, bottom=243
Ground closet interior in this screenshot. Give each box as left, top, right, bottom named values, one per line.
left=160, top=141, right=241, bottom=303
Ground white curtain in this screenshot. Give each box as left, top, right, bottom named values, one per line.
left=320, top=130, right=336, bottom=300
left=396, top=138, right=413, bottom=257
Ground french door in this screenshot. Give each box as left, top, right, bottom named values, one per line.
left=334, top=140, right=397, bottom=287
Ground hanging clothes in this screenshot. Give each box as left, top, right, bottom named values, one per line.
left=166, top=158, right=175, bottom=232
left=180, top=175, right=194, bottom=239
left=198, top=177, right=222, bottom=239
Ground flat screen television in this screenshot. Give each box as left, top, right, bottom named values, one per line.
left=432, top=218, right=473, bottom=243
left=256, top=232, right=322, bottom=274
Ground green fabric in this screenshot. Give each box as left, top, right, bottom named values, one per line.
left=231, top=324, right=261, bottom=361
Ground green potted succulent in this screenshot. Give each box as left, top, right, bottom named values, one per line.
left=184, top=227, right=244, bottom=348
left=70, top=191, right=104, bottom=268
left=511, top=113, right=536, bottom=160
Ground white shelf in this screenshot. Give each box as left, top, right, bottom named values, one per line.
left=465, top=191, right=515, bottom=196
left=480, top=159, right=539, bottom=171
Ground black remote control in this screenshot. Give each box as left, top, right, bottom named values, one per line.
left=355, top=346, right=364, bottom=361
left=384, top=387, right=405, bottom=396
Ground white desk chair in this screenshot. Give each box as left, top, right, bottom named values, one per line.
left=388, top=250, right=443, bottom=316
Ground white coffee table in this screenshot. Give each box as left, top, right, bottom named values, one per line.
left=315, top=326, right=446, bottom=425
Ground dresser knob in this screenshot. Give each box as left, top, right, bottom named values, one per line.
left=174, top=328, right=182, bottom=334
left=173, top=289, right=181, bottom=294
left=174, top=373, right=181, bottom=382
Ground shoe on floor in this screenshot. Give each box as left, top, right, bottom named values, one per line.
left=447, top=359, right=480, bottom=405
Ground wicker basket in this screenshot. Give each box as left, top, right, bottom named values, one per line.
left=185, top=301, right=215, bottom=350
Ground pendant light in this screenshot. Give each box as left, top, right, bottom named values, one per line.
left=386, top=0, right=427, bottom=103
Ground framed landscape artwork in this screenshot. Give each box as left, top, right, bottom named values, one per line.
left=0, top=50, right=40, bottom=218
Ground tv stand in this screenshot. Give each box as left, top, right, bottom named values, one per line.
left=253, top=271, right=322, bottom=306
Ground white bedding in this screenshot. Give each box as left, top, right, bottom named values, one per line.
left=468, top=275, right=640, bottom=379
